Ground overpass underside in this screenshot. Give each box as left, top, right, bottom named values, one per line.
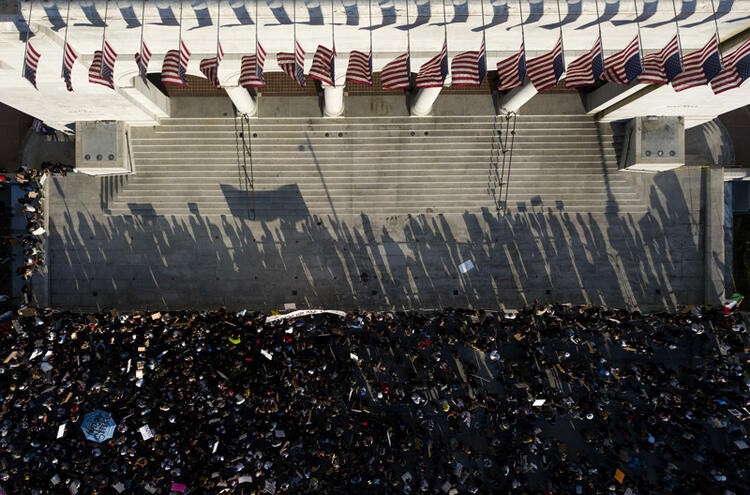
left=44, top=92, right=718, bottom=312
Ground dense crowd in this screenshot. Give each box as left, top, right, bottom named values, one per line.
left=1, top=162, right=70, bottom=307
left=0, top=304, right=748, bottom=494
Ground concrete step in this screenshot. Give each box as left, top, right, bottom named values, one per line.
left=131, top=138, right=607, bottom=148
left=105, top=203, right=647, bottom=217
left=113, top=185, right=640, bottom=197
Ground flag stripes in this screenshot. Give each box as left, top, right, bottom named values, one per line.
left=135, top=40, right=152, bottom=86
left=62, top=42, right=78, bottom=92
left=346, top=50, right=373, bottom=86
left=89, top=41, right=117, bottom=89
left=277, top=41, right=305, bottom=87
left=381, top=53, right=411, bottom=89
left=639, top=35, right=682, bottom=84
left=23, top=41, right=41, bottom=89
left=451, top=39, right=487, bottom=87
left=239, top=41, right=267, bottom=88
left=565, top=36, right=603, bottom=89
left=497, top=42, right=526, bottom=91
left=602, top=36, right=642, bottom=85
left=672, top=34, right=722, bottom=92
left=309, top=45, right=336, bottom=86
left=162, top=40, right=191, bottom=87
left=200, top=42, right=224, bottom=88
left=711, top=38, right=750, bottom=94
left=415, top=40, right=448, bottom=89
left=526, top=37, right=564, bottom=92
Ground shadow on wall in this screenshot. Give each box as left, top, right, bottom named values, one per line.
left=49, top=170, right=705, bottom=312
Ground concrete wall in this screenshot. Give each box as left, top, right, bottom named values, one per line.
left=1, top=1, right=750, bottom=125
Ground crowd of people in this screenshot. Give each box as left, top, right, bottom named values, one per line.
left=0, top=303, right=748, bottom=494
left=0, top=162, right=70, bottom=308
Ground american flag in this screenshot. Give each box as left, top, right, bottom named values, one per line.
left=23, top=41, right=41, bottom=89
left=346, top=50, right=373, bottom=86
left=526, top=37, right=564, bottom=92
left=309, top=45, right=336, bottom=86
left=200, top=42, right=225, bottom=88
left=89, top=41, right=118, bottom=89
left=638, top=35, right=682, bottom=84
left=415, top=40, right=448, bottom=89
left=162, top=40, right=191, bottom=87
left=135, top=40, right=152, bottom=86
left=565, top=36, right=603, bottom=89
left=239, top=41, right=267, bottom=88
left=381, top=53, right=411, bottom=90
left=497, top=42, right=526, bottom=91
left=602, top=36, right=643, bottom=85
left=672, top=34, right=722, bottom=92
left=711, top=38, right=750, bottom=94
left=62, top=42, right=78, bottom=92
left=450, top=39, right=487, bottom=87
left=277, top=40, right=306, bottom=87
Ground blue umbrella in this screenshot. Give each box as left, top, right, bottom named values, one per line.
left=80, top=410, right=116, bottom=443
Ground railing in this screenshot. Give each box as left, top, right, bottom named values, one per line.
left=488, top=111, right=517, bottom=212
left=233, top=109, right=256, bottom=220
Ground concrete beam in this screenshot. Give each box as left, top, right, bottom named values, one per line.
left=224, top=86, right=257, bottom=117
left=323, top=86, right=345, bottom=117
left=411, top=87, right=442, bottom=117
left=499, top=82, right=537, bottom=114
left=117, top=75, right=171, bottom=123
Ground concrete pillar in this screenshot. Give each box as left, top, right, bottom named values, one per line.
left=224, top=86, right=257, bottom=117
left=499, top=82, right=537, bottom=114
left=705, top=166, right=727, bottom=304
left=323, top=86, right=345, bottom=117
left=411, top=87, right=442, bottom=117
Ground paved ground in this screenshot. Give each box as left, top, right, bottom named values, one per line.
left=45, top=162, right=711, bottom=312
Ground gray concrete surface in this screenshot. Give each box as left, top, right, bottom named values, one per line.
left=38, top=94, right=721, bottom=312
left=45, top=164, right=708, bottom=312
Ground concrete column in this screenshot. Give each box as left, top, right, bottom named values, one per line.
left=705, top=166, right=727, bottom=304
left=224, top=86, right=257, bottom=117
left=323, top=86, right=345, bottom=117
left=499, top=82, right=537, bottom=114
left=411, top=87, right=442, bottom=117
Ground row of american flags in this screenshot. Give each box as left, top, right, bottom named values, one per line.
left=21, top=33, right=750, bottom=95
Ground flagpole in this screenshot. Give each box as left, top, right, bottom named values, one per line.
left=216, top=0, right=221, bottom=58
left=61, top=0, right=72, bottom=78
left=178, top=0, right=184, bottom=52
left=331, top=0, right=336, bottom=50
left=671, top=0, right=683, bottom=54
left=479, top=0, right=486, bottom=46
left=555, top=0, right=563, bottom=53
left=517, top=0, right=525, bottom=47
left=293, top=0, right=297, bottom=53
left=368, top=0, right=373, bottom=54
left=406, top=0, right=411, bottom=55
left=101, top=0, right=109, bottom=54
left=594, top=0, right=603, bottom=52
left=442, top=0, right=448, bottom=53
left=138, top=0, right=146, bottom=51
left=709, top=0, right=723, bottom=62
left=101, top=0, right=109, bottom=76
left=632, top=0, right=643, bottom=63
left=21, top=0, right=32, bottom=78
left=255, top=0, right=259, bottom=49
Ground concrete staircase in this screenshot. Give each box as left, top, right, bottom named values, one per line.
left=109, top=115, right=646, bottom=217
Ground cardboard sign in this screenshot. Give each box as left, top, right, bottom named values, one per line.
left=458, top=260, right=475, bottom=273
left=139, top=425, right=154, bottom=441
left=614, top=469, right=625, bottom=483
